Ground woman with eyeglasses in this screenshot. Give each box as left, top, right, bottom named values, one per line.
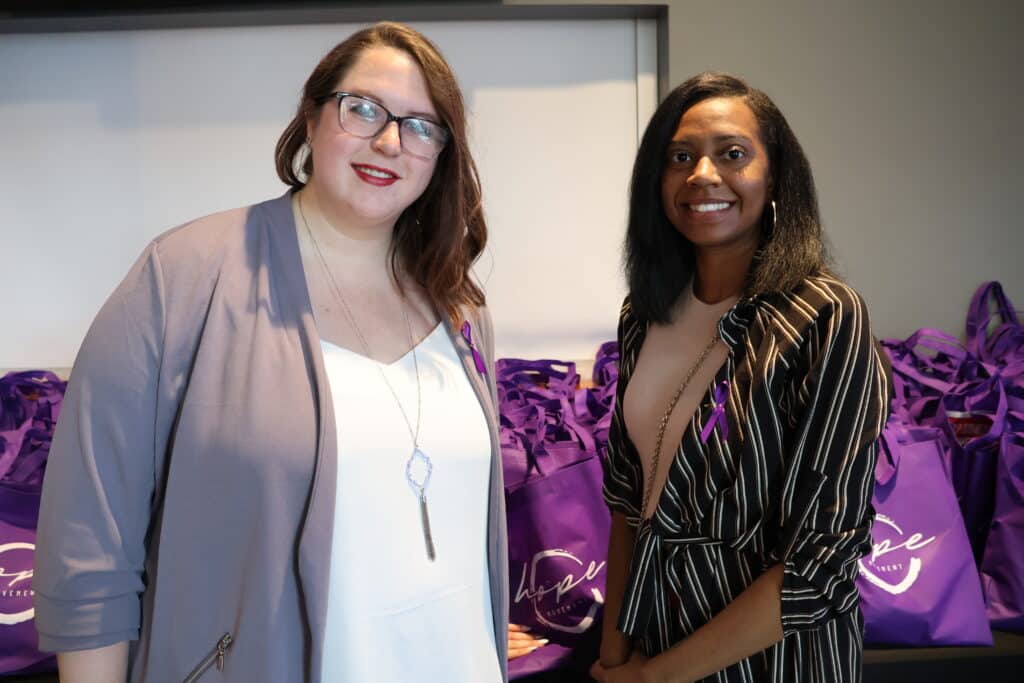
left=591, top=73, right=890, bottom=682
left=34, top=22, right=508, bottom=683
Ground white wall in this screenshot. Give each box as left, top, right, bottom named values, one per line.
left=7, top=0, right=1015, bottom=367
left=0, top=18, right=656, bottom=369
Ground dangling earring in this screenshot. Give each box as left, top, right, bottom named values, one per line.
left=767, top=200, right=777, bottom=235
left=295, top=137, right=312, bottom=183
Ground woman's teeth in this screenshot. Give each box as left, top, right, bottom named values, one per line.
left=691, top=202, right=730, bottom=212
left=356, top=166, right=395, bottom=179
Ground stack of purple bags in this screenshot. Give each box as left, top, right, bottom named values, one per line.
left=498, top=342, right=618, bottom=678
left=860, top=281, right=1024, bottom=646
left=1, top=370, right=66, bottom=675
left=498, top=341, right=618, bottom=488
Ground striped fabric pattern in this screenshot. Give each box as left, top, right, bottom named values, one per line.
left=603, top=274, right=891, bottom=682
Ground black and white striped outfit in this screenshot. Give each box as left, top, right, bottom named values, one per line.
left=603, top=274, right=891, bottom=682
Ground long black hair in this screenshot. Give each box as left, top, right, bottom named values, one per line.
left=625, top=72, right=829, bottom=323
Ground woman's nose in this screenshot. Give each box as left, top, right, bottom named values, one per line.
left=688, top=156, right=721, bottom=186
left=372, top=120, right=402, bottom=156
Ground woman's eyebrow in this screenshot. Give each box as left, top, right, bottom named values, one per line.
left=343, top=87, right=383, bottom=104
left=669, top=134, right=754, bottom=145
left=712, top=134, right=753, bottom=144
left=345, top=87, right=439, bottom=122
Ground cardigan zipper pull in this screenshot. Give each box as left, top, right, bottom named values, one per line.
left=182, top=632, right=233, bottom=683
left=216, top=633, right=233, bottom=671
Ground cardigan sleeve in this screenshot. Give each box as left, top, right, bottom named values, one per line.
left=601, top=298, right=643, bottom=521
left=33, top=241, right=166, bottom=652
left=775, top=287, right=890, bottom=635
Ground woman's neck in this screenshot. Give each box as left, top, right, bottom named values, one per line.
left=297, top=184, right=395, bottom=286
left=692, top=242, right=756, bottom=305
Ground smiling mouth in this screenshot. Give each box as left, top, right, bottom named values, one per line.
left=352, top=164, right=398, bottom=180
left=689, top=201, right=733, bottom=213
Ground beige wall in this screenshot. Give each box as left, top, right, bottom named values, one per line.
left=515, top=0, right=1024, bottom=340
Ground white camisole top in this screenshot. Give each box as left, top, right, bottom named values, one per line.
left=319, top=324, right=502, bottom=682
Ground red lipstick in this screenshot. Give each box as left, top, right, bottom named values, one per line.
left=351, top=163, right=399, bottom=187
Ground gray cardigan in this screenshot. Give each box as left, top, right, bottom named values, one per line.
left=33, top=193, right=509, bottom=682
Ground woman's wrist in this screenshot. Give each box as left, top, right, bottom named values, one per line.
left=599, top=652, right=629, bottom=668
left=598, top=638, right=631, bottom=668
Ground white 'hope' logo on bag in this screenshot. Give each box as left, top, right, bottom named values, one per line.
left=857, top=515, right=937, bottom=595
left=0, top=542, right=36, bottom=625
left=513, top=549, right=606, bottom=634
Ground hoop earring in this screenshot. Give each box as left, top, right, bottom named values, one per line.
left=295, top=138, right=312, bottom=183
left=767, top=200, right=777, bottom=235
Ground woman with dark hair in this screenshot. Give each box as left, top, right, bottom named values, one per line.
left=591, top=72, right=890, bottom=682
left=34, top=22, right=507, bottom=683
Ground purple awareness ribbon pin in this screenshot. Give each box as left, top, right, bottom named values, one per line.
left=700, top=380, right=730, bottom=443
left=460, top=321, right=488, bottom=377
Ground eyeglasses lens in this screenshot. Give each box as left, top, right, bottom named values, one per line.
left=338, top=95, right=447, bottom=159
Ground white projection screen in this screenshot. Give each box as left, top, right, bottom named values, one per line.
left=0, top=18, right=658, bottom=372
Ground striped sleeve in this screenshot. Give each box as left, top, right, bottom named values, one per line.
left=602, top=299, right=643, bottom=520
left=776, top=285, right=890, bottom=634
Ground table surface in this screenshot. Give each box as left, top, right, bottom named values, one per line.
left=4, top=631, right=1023, bottom=682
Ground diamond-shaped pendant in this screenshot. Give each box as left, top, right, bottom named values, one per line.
left=405, top=447, right=433, bottom=490
left=406, top=448, right=435, bottom=561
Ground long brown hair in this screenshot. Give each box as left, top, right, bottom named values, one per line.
left=275, top=22, right=486, bottom=323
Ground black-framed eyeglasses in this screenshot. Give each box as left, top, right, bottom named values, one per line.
left=316, top=91, right=450, bottom=160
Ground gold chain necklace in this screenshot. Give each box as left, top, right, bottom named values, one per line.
left=641, top=332, right=720, bottom=520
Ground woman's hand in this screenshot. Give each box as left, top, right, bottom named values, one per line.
left=508, top=624, right=549, bottom=660
left=590, top=650, right=652, bottom=683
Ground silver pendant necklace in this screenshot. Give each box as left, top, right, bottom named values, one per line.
left=298, top=193, right=436, bottom=561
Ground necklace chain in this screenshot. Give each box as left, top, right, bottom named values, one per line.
left=297, top=193, right=422, bottom=450
left=641, top=332, right=720, bottom=520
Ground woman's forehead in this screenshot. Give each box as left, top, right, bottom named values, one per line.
left=672, top=97, right=760, bottom=142
left=337, top=46, right=436, bottom=118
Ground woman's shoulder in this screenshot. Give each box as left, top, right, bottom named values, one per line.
left=741, top=273, right=874, bottom=363
left=796, top=272, right=867, bottom=307
left=455, top=299, right=492, bottom=330
left=763, top=272, right=869, bottom=328
left=615, top=294, right=641, bottom=330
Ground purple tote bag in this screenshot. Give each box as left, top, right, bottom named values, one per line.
left=966, top=281, right=1021, bottom=364
left=858, top=422, right=992, bottom=646
left=937, top=370, right=1007, bottom=560
left=0, top=371, right=64, bottom=675
left=980, top=422, right=1024, bottom=631
left=944, top=283, right=1023, bottom=561
left=498, top=354, right=616, bottom=678
left=506, top=456, right=610, bottom=677
left=0, top=483, right=56, bottom=675
left=882, top=284, right=1019, bottom=563
left=974, top=284, right=1024, bottom=630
